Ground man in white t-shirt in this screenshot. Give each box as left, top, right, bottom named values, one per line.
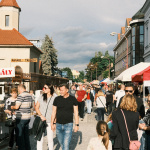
left=115, top=84, right=125, bottom=107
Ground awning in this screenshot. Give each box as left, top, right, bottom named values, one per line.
left=101, top=78, right=110, bottom=84
left=132, top=66, right=150, bottom=82
left=114, top=62, right=150, bottom=82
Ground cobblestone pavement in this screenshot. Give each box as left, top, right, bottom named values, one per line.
left=0, top=107, right=108, bottom=150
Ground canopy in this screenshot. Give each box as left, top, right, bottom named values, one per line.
left=114, top=62, right=150, bottom=82
left=132, top=66, right=150, bottom=82
left=90, top=80, right=99, bottom=85
left=100, top=78, right=110, bottom=84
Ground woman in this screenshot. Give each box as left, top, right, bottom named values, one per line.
left=110, top=95, right=139, bottom=150
left=95, top=90, right=106, bottom=120
left=35, top=83, right=57, bottom=150
left=4, top=88, right=18, bottom=150
left=87, top=120, right=112, bottom=150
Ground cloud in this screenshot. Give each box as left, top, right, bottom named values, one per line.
left=17, top=0, right=145, bottom=71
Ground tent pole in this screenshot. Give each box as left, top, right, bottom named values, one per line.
left=143, top=81, right=145, bottom=104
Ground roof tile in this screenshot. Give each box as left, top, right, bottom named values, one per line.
left=0, top=0, right=20, bottom=10
left=0, top=28, right=33, bottom=45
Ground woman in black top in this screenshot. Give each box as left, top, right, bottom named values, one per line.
left=110, top=95, right=139, bottom=150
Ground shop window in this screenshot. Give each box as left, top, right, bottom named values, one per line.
left=132, top=44, right=135, bottom=50
left=132, top=36, right=135, bottom=44
left=5, top=15, right=9, bottom=27
left=34, top=62, right=36, bottom=73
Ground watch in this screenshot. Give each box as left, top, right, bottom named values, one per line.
left=75, top=124, right=79, bottom=126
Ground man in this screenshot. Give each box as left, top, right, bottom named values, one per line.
left=115, top=84, right=125, bottom=107
left=68, top=84, right=76, bottom=97
left=86, top=88, right=94, bottom=114
left=118, top=83, right=145, bottom=118
left=51, top=84, right=79, bottom=150
left=11, top=84, right=33, bottom=150
left=75, top=84, right=87, bottom=121
left=105, top=86, right=114, bottom=115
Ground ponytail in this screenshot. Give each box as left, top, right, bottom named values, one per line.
left=102, top=132, right=109, bottom=149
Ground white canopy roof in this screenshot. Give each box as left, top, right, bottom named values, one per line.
left=114, top=62, right=150, bottom=82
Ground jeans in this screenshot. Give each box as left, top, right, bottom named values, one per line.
left=97, top=108, right=105, bottom=120
left=86, top=100, right=91, bottom=114
left=16, top=119, right=31, bottom=150
left=78, top=101, right=85, bottom=118
left=37, top=123, right=53, bottom=150
left=9, top=123, right=17, bottom=148
left=56, top=123, right=73, bottom=150
left=107, top=102, right=115, bottom=115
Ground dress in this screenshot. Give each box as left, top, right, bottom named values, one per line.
left=87, top=137, right=112, bottom=150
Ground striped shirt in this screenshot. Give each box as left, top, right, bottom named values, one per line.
left=16, top=91, right=33, bottom=120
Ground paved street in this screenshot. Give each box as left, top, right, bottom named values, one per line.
left=0, top=107, right=104, bottom=150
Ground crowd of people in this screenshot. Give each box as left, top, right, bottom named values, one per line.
left=2, top=82, right=150, bottom=150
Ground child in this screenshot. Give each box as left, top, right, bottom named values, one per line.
left=4, top=88, right=18, bottom=150
left=87, top=120, right=112, bottom=150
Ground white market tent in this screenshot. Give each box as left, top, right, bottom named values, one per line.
left=114, top=62, right=150, bottom=82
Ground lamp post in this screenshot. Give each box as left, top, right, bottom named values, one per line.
left=110, top=32, right=128, bottom=69
left=101, top=56, right=110, bottom=78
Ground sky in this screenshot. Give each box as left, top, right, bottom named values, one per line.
left=17, top=0, right=146, bottom=71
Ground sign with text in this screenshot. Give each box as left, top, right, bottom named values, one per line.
left=11, top=58, right=37, bottom=62
left=0, top=67, right=15, bottom=78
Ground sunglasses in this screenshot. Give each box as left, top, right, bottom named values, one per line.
left=43, top=87, right=48, bottom=89
left=125, top=90, right=133, bottom=93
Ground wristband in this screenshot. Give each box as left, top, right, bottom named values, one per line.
left=53, top=123, right=56, bottom=124
left=75, top=124, right=79, bottom=126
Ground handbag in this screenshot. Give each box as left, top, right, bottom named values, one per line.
left=98, top=97, right=108, bottom=114
left=121, top=109, right=141, bottom=150
left=5, top=117, right=14, bottom=127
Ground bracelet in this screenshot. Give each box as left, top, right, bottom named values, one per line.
left=75, top=124, right=79, bottom=126
left=53, top=123, right=56, bottom=124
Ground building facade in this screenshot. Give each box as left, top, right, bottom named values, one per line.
left=113, top=9, right=145, bottom=78
left=141, top=0, right=150, bottom=62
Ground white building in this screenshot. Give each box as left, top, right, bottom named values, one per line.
left=0, top=0, right=43, bottom=91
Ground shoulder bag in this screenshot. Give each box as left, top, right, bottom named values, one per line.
left=5, top=117, right=14, bottom=127
left=121, top=109, right=141, bottom=150
left=98, top=97, right=108, bottom=115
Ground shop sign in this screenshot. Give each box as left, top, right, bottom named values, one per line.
left=11, top=58, right=37, bottom=62
left=0, top=67, right=15, bottom=78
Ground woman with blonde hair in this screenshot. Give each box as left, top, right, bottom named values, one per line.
left=87, top=120, right=112, bottom=150
left=110, top=94, right=139, bottom=150
left=95, top=90, right=106, bottom=121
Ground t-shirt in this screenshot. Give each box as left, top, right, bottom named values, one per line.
left=53, top=95, right=78, bottom=124
left=105, top=90, right=113, bottom=103
left=87, top=137, right=112, bottom=150
left=115, top=90, right=125, bottom=107
left=16, top=91, right=33, bottom=120
left=77, top=90, right=86, bottom=102
left=87, top=93, right=90, bottom=100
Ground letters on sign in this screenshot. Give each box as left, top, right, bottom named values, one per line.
left=11, top=58, right=37, bottom=62
left=0, top=69, right=12, bottom=75
left=0, top=67, right=15, bottom=78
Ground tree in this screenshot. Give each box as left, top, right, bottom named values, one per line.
left=41, top=35, right=58, bottom=76
left=61, top=67, right=73, bottom=80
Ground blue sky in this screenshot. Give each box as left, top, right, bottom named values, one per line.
left=17, top=0, right=146, bottom=71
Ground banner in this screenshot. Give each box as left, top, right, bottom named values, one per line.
left=0, top=67, right=15, bottom=78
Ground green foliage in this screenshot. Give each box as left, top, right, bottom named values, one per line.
left=41, top=35, right=58, bottom=76
left=85, top=51, right=114, bottom=82
left=73, top=71, right=85, bottom=82
left=61, top=67, right=73, bottom=80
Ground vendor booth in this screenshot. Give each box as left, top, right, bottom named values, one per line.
left=132, top=66, right=150, bottom=100
left=114, top=62, right=150, bottom=82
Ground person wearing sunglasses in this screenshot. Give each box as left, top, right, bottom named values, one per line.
left=35, top=83, right=57, bottom=150
left=118, top=83, right=145, bottom=119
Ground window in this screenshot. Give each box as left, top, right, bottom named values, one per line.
left=140, top=35, right=144, bottom=43
left=34, top=62, right=36, bottom=73
left=5, top=15, right=9, bottom=26
left=132, top=44, right=135, bottom=50
left=0, top=87, right=2, bottom=94
left=140, top=25, right=144, bottom=34
left=132, top=36, right=135, bottom=44
left=132, top=27, right=135, bottom=36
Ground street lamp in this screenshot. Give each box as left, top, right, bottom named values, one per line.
left=101, top=56, right=110, bottom=78
left=110, top=32, right=128, bottom=69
